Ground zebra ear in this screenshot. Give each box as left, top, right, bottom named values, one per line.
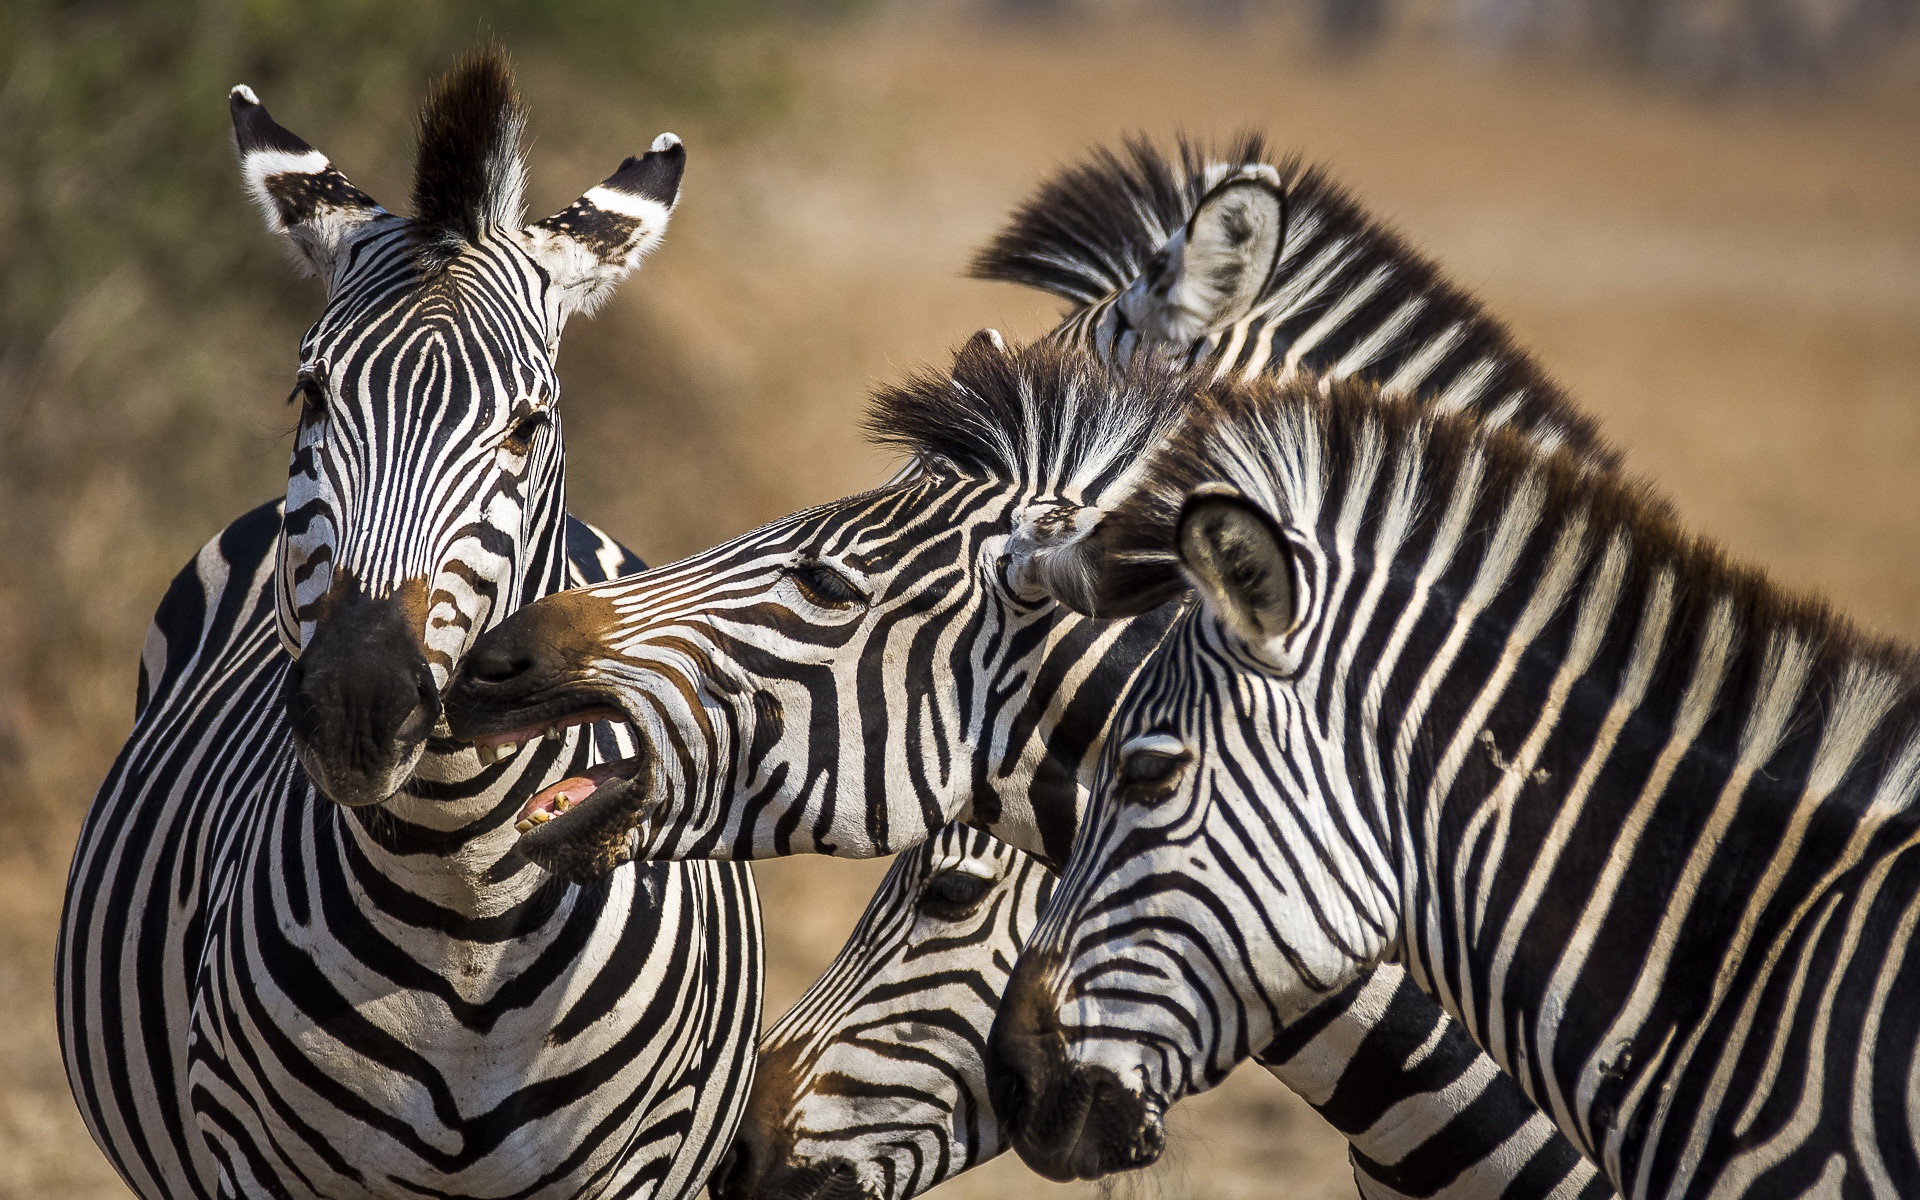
left=1121, top=167, right=1284, bottom=347
left=231, top=86, right=388, bottom=281
left=522, top=134, right=684, bottom=318
left=1176, top=485, right=1297, bottom=662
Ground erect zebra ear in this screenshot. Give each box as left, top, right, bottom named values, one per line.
left=521, top=134, right=684, bottom=318
left=1120, top=167, right=1285, bottom=348
left=231, top=86, right=389, bottom=282
left=1176, top=484, right=1297, bottom=664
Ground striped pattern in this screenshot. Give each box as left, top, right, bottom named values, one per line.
left=447, top=139, right=1616, bottom=870
left=974, top=135, right=1614, bottom=471
left=730, top=818, right=1610, bottom=1200
left=717, top=824, right=1054, bottom=1200
left=57, top=54, right=759, bottom=1200
left=600, top=142, right=1635, bottom=1200
left=442, top=141, right=1640, bottom=1199
left=1005, top=374, right=1920, bottom=1198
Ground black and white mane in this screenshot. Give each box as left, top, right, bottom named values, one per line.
left=865, top=335, right=1210, bottom=503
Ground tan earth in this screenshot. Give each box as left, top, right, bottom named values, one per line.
left=6, top=10, right=1919, bottom=1199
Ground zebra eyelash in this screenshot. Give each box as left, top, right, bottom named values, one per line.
left=1118, top=735, right=1191, bottom=802
left=499, top=407, right=551, bottom=454
left=918, top=868, right=995, bottom=919
left=288, top=370, right=327, bottom=421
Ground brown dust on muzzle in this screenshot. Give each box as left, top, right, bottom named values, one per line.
left=444, top=586, right=663, bottom=880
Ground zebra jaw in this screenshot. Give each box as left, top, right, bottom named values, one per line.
left=517, top=754, right=645, bottom=830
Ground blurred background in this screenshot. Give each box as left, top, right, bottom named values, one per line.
left=3, top=0, right=1918, bottom=1195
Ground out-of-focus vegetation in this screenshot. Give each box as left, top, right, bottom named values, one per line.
left=0, top=0, right=851, bottom=852
left=997, top=0, right=1920, bottom=89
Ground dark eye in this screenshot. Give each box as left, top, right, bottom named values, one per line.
left=788, top=561, right=866, bottom=609
left=921, top=870, right=993, bottom=919
left=501, top=408, right=549, bottom=454
left=289, top=372, right=326, bottom=422
left=1120, top=739, right=1190, bottom=802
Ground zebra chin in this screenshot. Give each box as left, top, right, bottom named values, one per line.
left=986, top=954, right=1167, bottom=1182
left=993, top=1056, right=1165, bottom=1182
left=511, top=748, right=657, bottom=883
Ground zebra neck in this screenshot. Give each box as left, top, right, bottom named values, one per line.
left=1351, top=542, right=1920, bottom=1192
left=344, top=726, right=591, bottom=920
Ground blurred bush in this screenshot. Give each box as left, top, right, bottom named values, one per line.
left=0, top=0, right=848, bottom=852
left=980, top=0, right=1920, bottom=89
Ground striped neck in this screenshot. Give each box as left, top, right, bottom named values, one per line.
left=1207, top=401, right=1920, bottom=1193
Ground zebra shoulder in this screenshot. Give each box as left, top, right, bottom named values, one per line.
left=564, top=514, right=646, bottom=586
left=136, top=500, right=285, bottom=720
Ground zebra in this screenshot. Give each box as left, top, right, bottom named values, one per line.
left=987, top=370, right=1920, bottom=1198
left=722, top=819, right=1612, bottom=1200
left=56, top=50, right=761, bottom=1200
left=441, top=137, right=1633, bottom=1198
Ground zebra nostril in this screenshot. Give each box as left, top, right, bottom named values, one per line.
left=464, top=644, right=536, bottom=685
left=709, top=1139, right=753, bottom=1200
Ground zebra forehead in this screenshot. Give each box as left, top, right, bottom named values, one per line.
left=864, top=337, right=1212, bottom=505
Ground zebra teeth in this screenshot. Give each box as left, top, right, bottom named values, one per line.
left=554, top=795, right=572, bottom=813
left=475, top=741, right=521, bottom=766
left=527, top=810, right=553, bottom=825
left=514, top=818, right=534, bottom=834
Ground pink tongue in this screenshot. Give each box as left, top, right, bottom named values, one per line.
left=521, top=776, right=600, bottom=822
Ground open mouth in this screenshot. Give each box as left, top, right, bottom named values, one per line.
left=513, top=754, right=646, bottom=833
left=469, top=706, right=623, bottom=766
left=455, top=696, right=657, bottom=880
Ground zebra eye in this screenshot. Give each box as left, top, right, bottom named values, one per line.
left=1119, top=739, right=1190, bottom=801
left=501, top=408, right=549, bottom=455
left=788, top=561, right=866, bottom=610
left=921, top=870, right=993, bottom=919
left=290, top=373, right=326, bottom=423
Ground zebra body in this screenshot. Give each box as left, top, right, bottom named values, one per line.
left=57, top=54, right=759, bottom=1200
left=446, top=135, right=1614, bottom=869
left=992, top=373, right=1920, bottom=1198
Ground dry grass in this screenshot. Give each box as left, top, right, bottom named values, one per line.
left=6, top=9, right=1919, bottom=1198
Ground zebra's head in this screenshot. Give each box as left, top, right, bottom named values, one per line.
left=444, top=337, right=1196, bottom=873
left=714, top=823, right=1053, bottom=1200
left=988, top=381, right=1422, bottom=1182
left=234, top=50, right=680, bottom=807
